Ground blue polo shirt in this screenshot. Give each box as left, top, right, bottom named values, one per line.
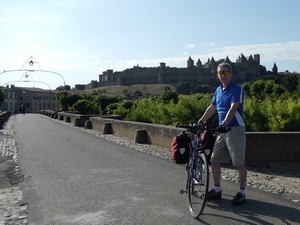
left=212, top=81, right=245, bottom=127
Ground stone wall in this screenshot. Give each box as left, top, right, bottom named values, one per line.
left=0, top=111, right=12, bottom=129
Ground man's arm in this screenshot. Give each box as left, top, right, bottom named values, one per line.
left=222, top=102, right=240, bottom=126
left=198, top=104, right=216, bottom=123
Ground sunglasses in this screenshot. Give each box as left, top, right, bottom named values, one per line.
left=218, top=70, right=231, bottom=76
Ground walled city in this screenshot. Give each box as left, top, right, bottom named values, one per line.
left=76, top=53, right=278, bottom=91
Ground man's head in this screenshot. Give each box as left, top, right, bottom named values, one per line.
left=217, top=63, right=232, bottom=87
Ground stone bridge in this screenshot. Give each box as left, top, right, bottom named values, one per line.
left=3, top=110, right=299, bottom=171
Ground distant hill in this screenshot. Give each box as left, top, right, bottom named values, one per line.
left=84, top=84, right=177, bottom=96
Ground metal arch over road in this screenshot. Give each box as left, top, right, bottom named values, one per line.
left=2, top=80, right=52, bottom=91
left=0, top=56, right=66, bottom=88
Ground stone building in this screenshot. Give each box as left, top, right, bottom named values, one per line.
left=81, top=53, right=262, bottom=90
left=0, top=85, right=58, bottom=113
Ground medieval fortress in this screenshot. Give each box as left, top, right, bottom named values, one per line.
left=78, top=53, right=267, bottom=90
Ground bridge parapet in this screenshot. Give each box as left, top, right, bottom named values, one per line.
left=0, top=111, right=12, bottom=129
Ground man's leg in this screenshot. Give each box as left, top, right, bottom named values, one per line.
left=207, top=162, right=222, bottom=200
left=237, top=165, right=247, bottom=189
left=211, top=162, right=221, bottom=186
left=231, top=164, right=247, bottom=205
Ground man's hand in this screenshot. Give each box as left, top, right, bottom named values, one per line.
left=216, top=125, right=228, bottom=133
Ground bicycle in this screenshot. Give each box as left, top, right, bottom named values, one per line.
left=178, top=123, right=230, bottom=218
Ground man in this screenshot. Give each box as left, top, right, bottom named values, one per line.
left=198, top=62, right=247, bottom=205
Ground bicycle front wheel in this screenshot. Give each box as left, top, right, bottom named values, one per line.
left=187, top=152, right=209, bottom=218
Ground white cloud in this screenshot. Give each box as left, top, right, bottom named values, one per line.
left=102, top=41, right=300, bottom=73
left=207, top=41, right=300, bottom=62
left=185, top=44, right=196, bottom=49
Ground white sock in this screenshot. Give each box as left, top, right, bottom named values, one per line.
left=239, top=188, right=245, bottom=196
left=214, top=185, right=221, bottom=192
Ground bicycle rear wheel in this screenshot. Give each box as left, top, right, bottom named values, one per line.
left=187, top=152, right=209, bottom=218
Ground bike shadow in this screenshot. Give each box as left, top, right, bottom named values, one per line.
left=197, top=197, right=300, bottom=225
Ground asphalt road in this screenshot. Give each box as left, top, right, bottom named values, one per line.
left=14, top=114, right=300, bottom=225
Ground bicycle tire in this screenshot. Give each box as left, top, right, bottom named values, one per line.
left=187, top=152, right=209, bottom=218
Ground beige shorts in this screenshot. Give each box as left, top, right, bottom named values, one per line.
left=211, top=126, right=246, bottom=166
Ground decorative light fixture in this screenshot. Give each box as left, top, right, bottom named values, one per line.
left=29, top=60, right=34, bottom=66
left=23, top=55, right=40, bottom=70
left=21, top=71, right=33, bottom=82
left=1, top=56, right=66, bottom=88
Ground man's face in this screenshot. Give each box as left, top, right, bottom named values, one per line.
left=217, top=66, right=232, bottom=87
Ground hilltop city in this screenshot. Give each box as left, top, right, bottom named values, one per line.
left=74, top=53, right=278, bottom=91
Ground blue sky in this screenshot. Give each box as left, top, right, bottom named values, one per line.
left=1, top=0, right=300, bottom=89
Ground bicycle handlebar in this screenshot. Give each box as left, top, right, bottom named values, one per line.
left=176, top=123, right=231, bottom=134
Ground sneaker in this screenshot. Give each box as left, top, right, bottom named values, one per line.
left=231, top=192, right=246, bottom=205
left=207, top=189, right=222, bottom=200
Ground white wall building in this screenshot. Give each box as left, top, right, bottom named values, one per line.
left=1, top=85, right=59, bottom=113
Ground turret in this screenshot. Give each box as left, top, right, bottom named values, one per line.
left=272, top=63, right=278, bottom=75
left=196, top=59, right=202, bottom=68
left=187, top=56, right=194, bottom=69
left=158, top=62, right=166, bottom=83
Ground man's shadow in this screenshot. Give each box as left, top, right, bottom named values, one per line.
left=197, top=196, right=300, bottom=225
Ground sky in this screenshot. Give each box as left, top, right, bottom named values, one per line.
left=1, top=0, right=300, bottom=90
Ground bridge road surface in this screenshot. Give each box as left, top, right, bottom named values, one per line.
left=13, top=114, right=300, bottom=225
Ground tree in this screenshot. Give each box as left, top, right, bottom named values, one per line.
left=95, top=94, right=124, bottom=115
left=283, top=74, right=300, bottom=93
left=56, top=85, right=71, bottom=91
left=72, top=99, right=98, bottom=115
left=160, top=88, right=179, bottom=104
left=56, top=92, right=82, bottom=111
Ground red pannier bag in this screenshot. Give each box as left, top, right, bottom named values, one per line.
left=172, top=133, right=191, bottom=164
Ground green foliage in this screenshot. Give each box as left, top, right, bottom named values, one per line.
left=243, top=98, right=270, bottom=131
left=107, top=100, right=134, bottom=117
left=264, top=97, right=300, bottom=131
left=159, top=88, right=179, bottom=104
left=71, top=99, right=98, bottom=115
left=56, top=92, right=82, bottom=111
left=283, top=74, right=300, bottom=92
left=110, top=93, right=215, bottom=126
left=56, top=85, right=71, bottom=91
left=95, top=94, right=125, bottom=115
left=54, top=74, right=300, bottom=131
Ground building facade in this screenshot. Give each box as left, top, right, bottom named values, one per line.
left=1, top=86, right=59, bottom=113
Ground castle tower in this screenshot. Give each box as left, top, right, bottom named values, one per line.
left=158, top=62, right=166, bottom=83
left=187, top=56, right=194, bottom=69
left=224, top=56, right=232, bottom=64
left=272, top=63, right=278, bottom=75
left=254, top=54, right=260, bottom=64
left=106, top=69, right=113, bottom=81
left=196, top=59, right=202, bottom=68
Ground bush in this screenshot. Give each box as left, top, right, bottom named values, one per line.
left=71, top=99, right=98, bottom=115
